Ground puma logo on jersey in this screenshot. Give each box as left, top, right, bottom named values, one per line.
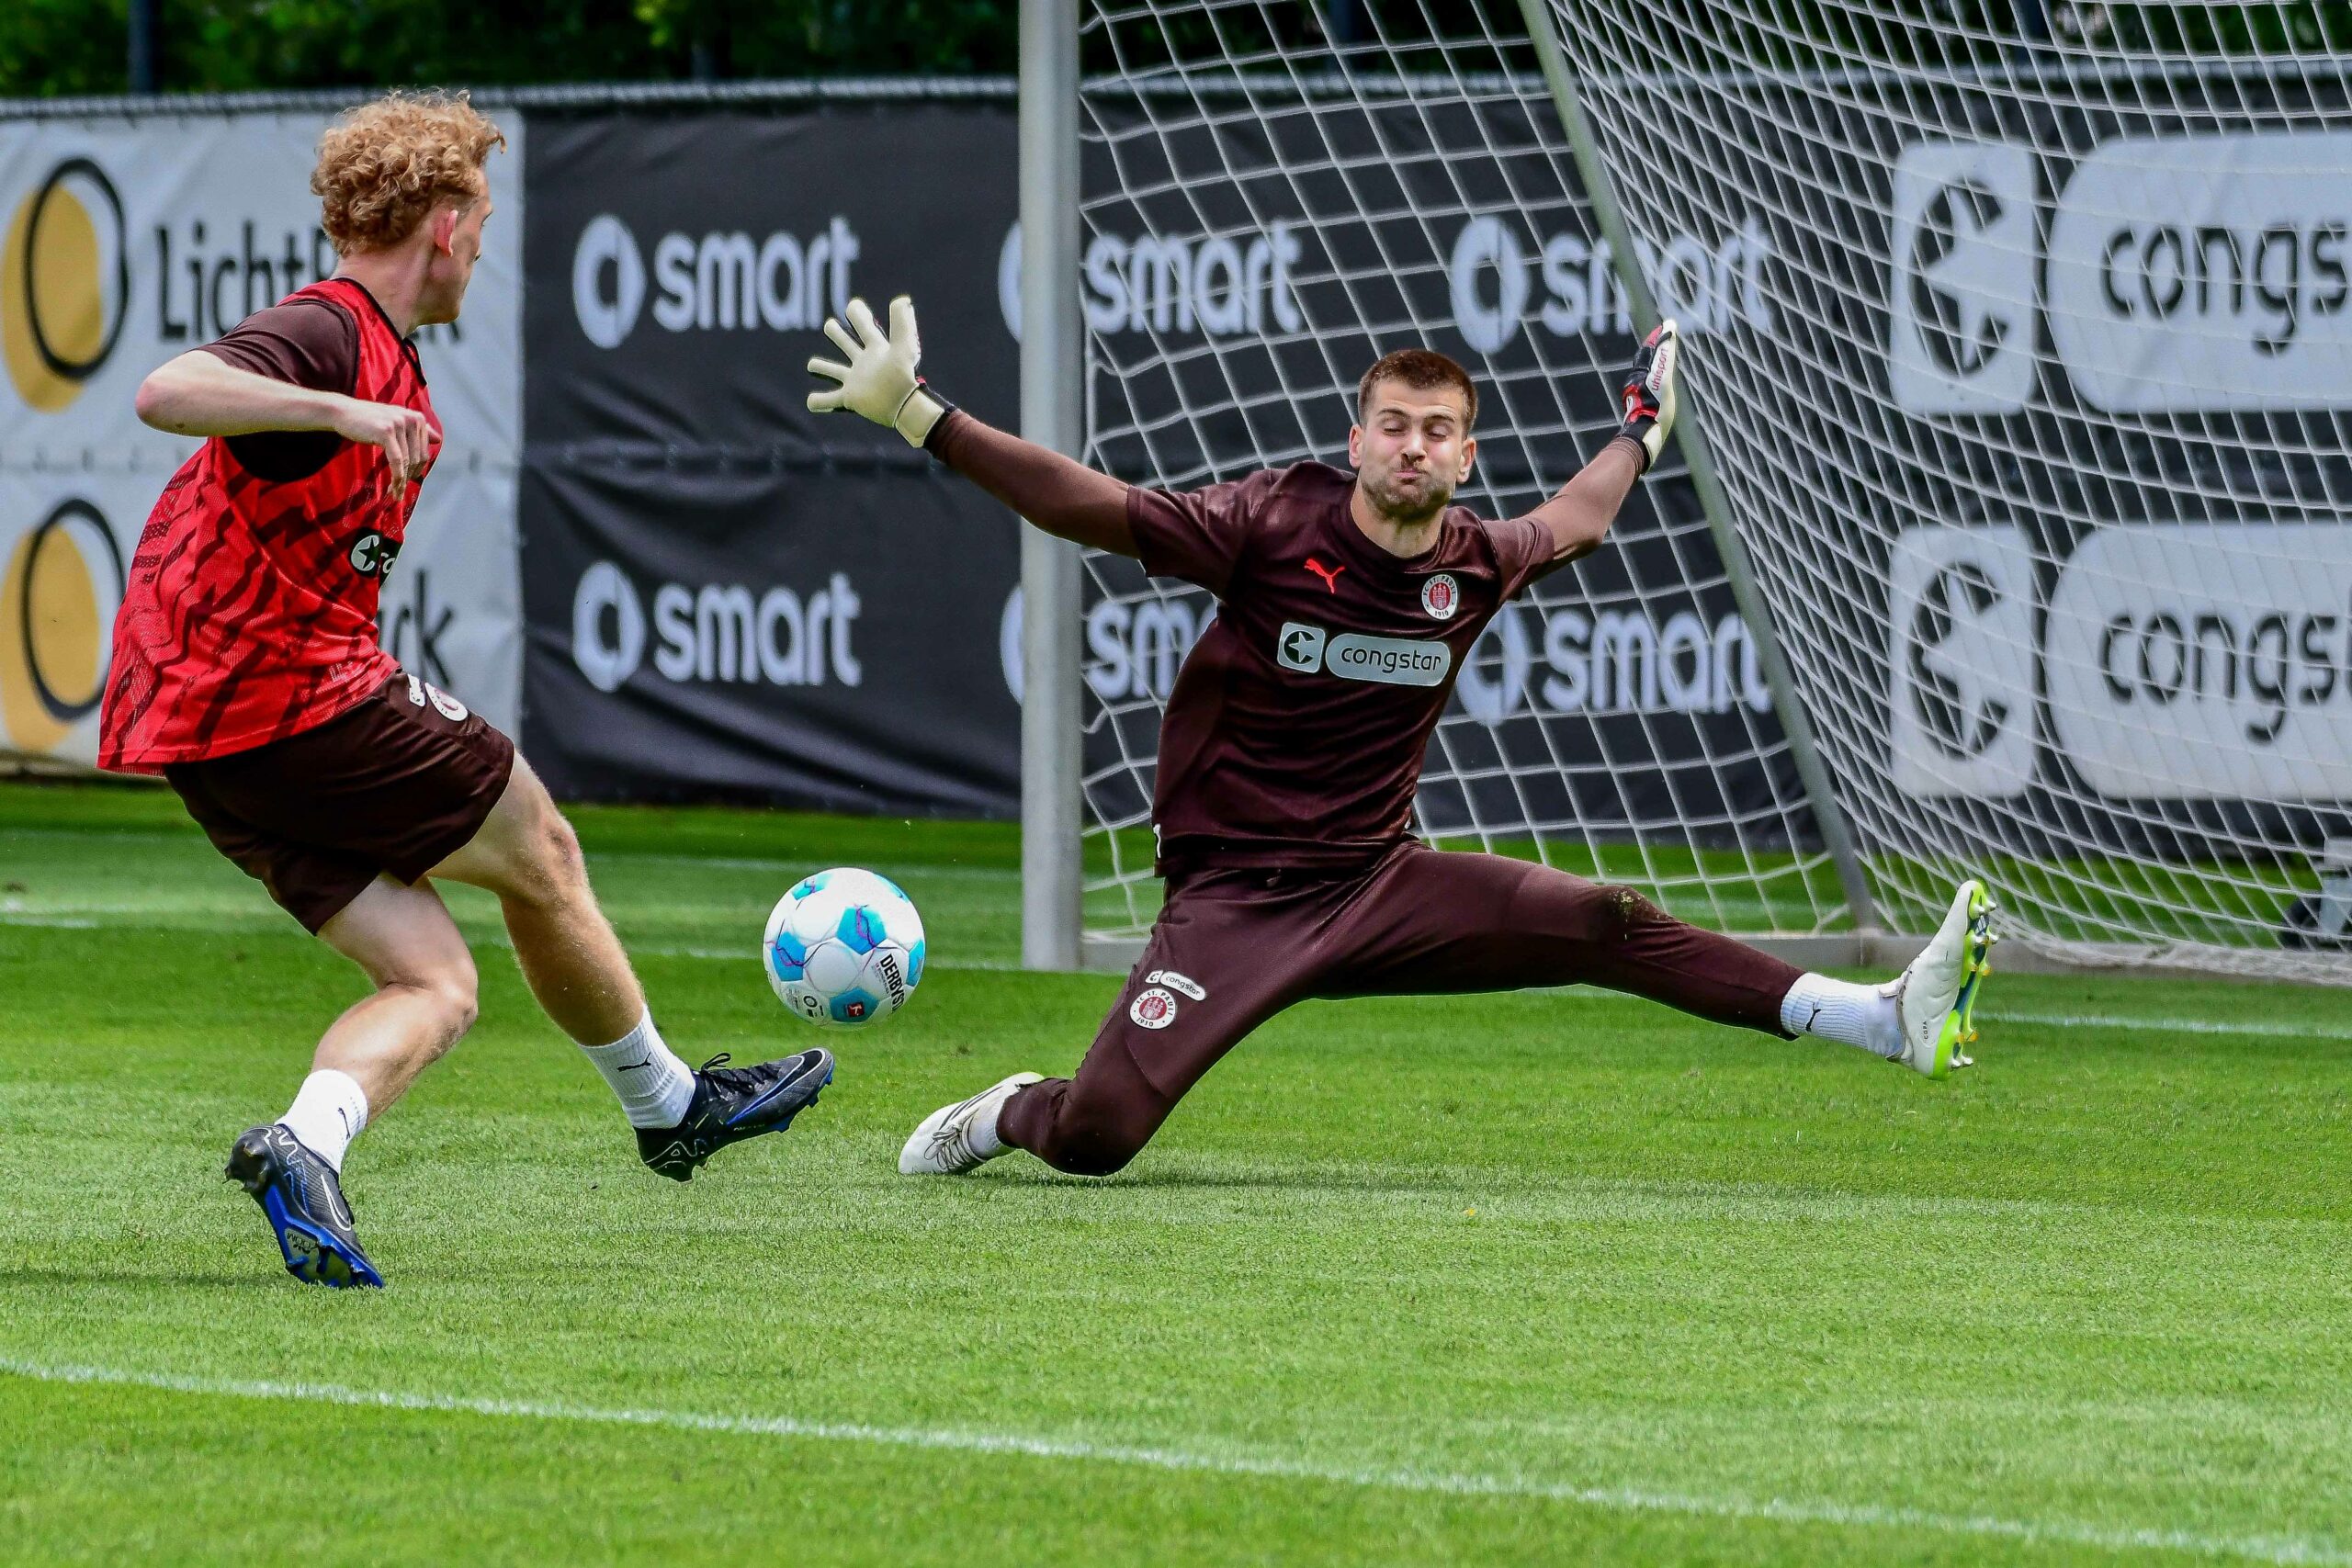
left=1304, top=557, right=1346, bottom=593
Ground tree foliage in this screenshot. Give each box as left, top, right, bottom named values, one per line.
left=4, top=0, right=2346, bottom=99
left=0, top=0, right=1017, bottom=98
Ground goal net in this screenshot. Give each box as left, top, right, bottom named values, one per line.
left=1073, top=0, right=2352, bottom=983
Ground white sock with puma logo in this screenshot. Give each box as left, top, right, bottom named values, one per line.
left=1780, top=974, right=1901, bottom=1058
left=581, top=1009, right=697, bottom=1129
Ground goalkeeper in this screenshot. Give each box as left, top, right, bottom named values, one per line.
left=808, top=298, right=1996, bottom=1179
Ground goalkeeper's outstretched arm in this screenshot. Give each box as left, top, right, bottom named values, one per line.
left=1516, top=319, right=1679, bottom=567
left=807, top=295, right=1137, bottom=558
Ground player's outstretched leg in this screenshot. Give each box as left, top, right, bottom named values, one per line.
left=1780, top=881, right=1996, bottom=1077
left=431, top=757, right=833, bottom=1178
left=1340, top=850, right=1996, bottom=1080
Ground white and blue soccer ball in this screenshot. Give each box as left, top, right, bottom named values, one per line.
left=763, top=867, right=926, bottom=1027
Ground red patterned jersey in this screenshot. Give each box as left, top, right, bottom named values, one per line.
left=100, top=278, right=437, bottom=773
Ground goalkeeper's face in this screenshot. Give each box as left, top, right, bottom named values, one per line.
left=1349, top=380, right=1477, bottom=526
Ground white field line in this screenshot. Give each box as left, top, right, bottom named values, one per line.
left=1985, top=1010, right=2352, bottom=1043
left=1, top=1359, right=2342, bottom=1566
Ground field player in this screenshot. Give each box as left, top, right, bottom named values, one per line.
left=807, top=296, right=1997, bottom=1179
left=99, top=93, right=832, bottom=1288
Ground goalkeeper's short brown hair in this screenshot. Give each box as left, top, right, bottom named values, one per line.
left=312, top=91, right=505, bottom=255
left=1357, top=348, right=1478, bottom=428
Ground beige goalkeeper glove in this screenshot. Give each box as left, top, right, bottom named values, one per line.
left=806, top=295, right=950, bottom=447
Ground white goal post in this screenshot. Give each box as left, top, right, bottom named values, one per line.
left=1020, top=0, right=2352, bottom=986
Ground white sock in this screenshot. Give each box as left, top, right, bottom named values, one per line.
left=969, top=1100, right=1009, bottom=1159
left=277, top=1069, right=369, bottom=1172
left=580, top=1010, right=698, bottom=1129
left=1780, top=973, right=1901, bottom=1057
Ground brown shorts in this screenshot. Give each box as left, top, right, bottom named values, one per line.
left=999, top=841, right=1806, bottom=1176
left=164, top=673, right=516, bottom=933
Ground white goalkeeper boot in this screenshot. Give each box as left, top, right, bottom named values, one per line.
left=899, top=1072, right=1043, bottom=1175
left=1888, top=881, right=1997, bottom=1077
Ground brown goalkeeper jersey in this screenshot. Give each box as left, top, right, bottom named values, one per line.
left=1125, top=462, right=1557, bottom=869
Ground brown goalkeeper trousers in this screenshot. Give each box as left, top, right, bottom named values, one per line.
left=998, top=840, right=1804, bottom=1176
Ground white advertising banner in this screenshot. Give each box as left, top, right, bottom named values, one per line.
left=0, top=110, right=522, bottom=768
left=2044, top=525, right=2352, bottom=800
left=2044, top=132, right=2352, bottom=414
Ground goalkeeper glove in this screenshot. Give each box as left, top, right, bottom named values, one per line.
left=806, top=295, right=950, bottom=446
left=1619, top=318, right=1679, bottom=474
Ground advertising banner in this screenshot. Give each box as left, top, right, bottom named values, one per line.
left=2042, top=132, right=2352, bottom=416
left=1876, top=107, right=2352, bottom=845
left=519, top=107, right=1023, bottom=813
left=1618, top=64, right=2352, bottom=855
left=2043, top=525, right=2352, bottom=800
left=0, top=111, right=525, bottom=768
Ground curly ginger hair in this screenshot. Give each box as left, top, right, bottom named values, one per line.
left=311, top=90, right=506, bottom=255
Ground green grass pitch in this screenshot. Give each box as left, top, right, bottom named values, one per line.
left=4, top=781, right=2350, bottom=1566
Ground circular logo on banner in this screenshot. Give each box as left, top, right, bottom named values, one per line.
left=1420, top=573, right=1461, bottom=620
left=572, top=214, right=646, bottom=350
left=1129, top=987, right=1179, bottom=1031
left=1451, top=604, right=1530, bottom=727
left=999, top=583, right=1023, bottom=703
left=0, top=498, right=124, bottom=753
left=571, top=559, right=646, bottom=694
left=1447, top=215, right=1529, bottom=355
left=3, top=158, right=130, bottom=412
left=997, top=222, right=1023, bottom=344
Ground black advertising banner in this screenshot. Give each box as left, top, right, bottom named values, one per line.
left=515, top=96, right=1798, bottom=840
left=520, top=108, right=1024, bottom=813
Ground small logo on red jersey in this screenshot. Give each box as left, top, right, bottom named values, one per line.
left=1304, top=557, right=1346, bottom=593
left=1420, top=573, right=1460, bottom=620
left=346, top=530, right=401, bottom=578
left=1130, top=987, right=1179, bottom=1030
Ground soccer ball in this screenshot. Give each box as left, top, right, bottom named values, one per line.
left=763, top=868, right=927, bottom=1027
